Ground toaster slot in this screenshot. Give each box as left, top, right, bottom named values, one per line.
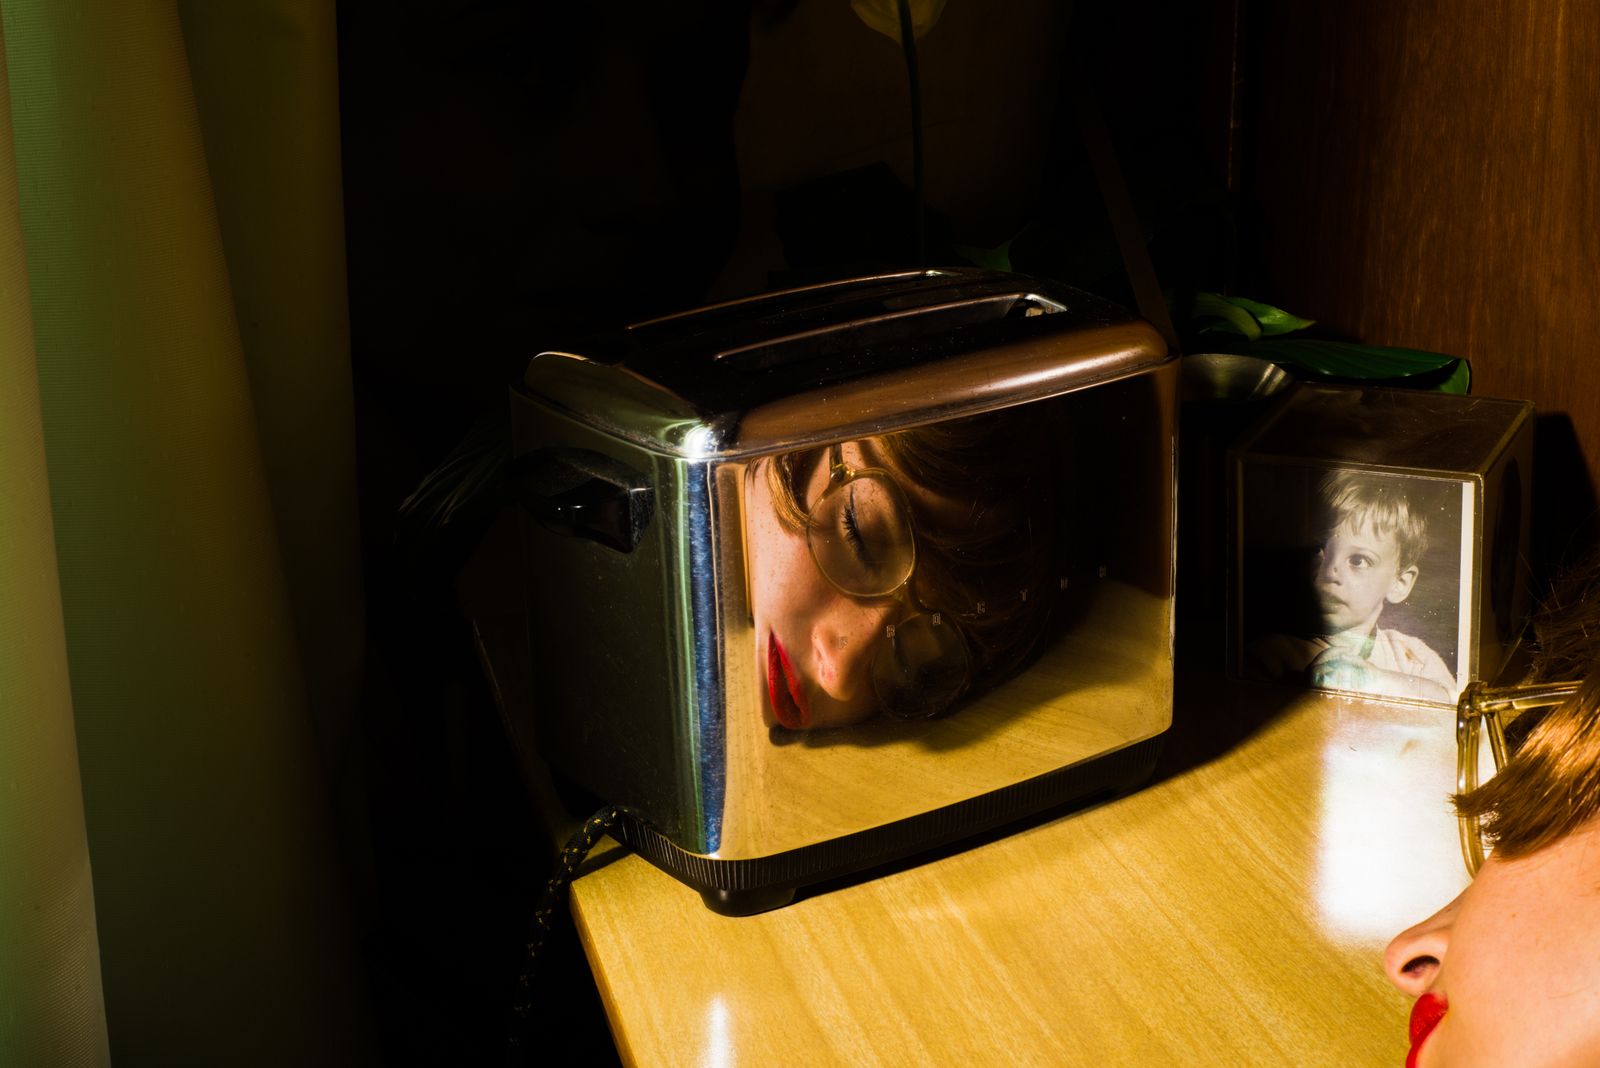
left=629, top=269, right=939, bottom=330
left=712, top=293, right=1064, bottom=371
left=620, top=271, right=1016, bottom=363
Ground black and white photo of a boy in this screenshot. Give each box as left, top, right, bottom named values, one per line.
left=1253, top=469, right=1457, bottom=702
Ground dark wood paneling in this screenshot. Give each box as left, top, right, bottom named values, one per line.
left=1250, top=2, right=1600, bottom=543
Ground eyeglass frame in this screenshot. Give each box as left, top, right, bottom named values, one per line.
left=1456, top=677, right=1581, bottom=875
left=803, top=443, right=972, bottom=720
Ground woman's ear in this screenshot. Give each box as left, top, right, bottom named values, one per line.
left=1386, top=564, right=1420, bottom=605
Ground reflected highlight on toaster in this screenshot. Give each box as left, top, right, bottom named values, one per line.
left=743, top=409, right=1059, bottom=734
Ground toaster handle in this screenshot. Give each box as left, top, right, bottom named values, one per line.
left=516, top=448, right=655, bottom=554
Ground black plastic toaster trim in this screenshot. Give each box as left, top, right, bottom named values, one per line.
left=611, top=735, right=1164, bottom=916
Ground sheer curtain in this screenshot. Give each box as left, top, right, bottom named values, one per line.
left=0, top=1, right=369, bottom=1062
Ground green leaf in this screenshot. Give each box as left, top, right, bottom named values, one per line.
left=1438, top=358, right=1473, bottom=394
left=1191, top=292, right=1261, bottom=341
left=1187, top=291, right=1316, bottom=339
left=1222, top=295, right=1316, bottom=336
left=850, top=0, right=950, bottom=41
left=949, top=239, right=1013, bottom=273
left=1248, top=338, right=1470, bottom=390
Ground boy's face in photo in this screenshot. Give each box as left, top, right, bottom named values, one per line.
left=1313, top=516, right=1418, bottom=635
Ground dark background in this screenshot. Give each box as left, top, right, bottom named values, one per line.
left=332, top=0, right=1598, bottom=1061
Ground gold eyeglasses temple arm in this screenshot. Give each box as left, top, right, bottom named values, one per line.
left=1455, top=678, right=1582, bottom=878
left=1458, top=817, right=1484, bottom=877
left=1458, top=680, right=1583, bottom=718
left=827, top=443, right=850, bottom=482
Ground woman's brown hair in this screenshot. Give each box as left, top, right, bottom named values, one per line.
left=761, top=408, right=1060, bottom=709
left=1455, top=552, right=1600, bottom=859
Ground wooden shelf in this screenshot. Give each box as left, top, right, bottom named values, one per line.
left=562, top=680, right=1465, bottom=1066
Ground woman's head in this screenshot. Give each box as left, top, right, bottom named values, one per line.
left=1383, top=805, right=1600, bottom=1068
left=744, top=410, right=1059, bottom=732
left=1384, top=566, right=1600, bottom=1066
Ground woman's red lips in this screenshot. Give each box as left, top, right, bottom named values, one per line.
left=766, top=634, right=809, bottom=730
left=1406, top=992, right=1447, bottom=1068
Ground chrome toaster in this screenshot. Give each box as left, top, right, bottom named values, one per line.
left=512, top=269, right=1176, bottom=913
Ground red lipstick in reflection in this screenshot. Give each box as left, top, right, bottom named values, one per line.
left=1406, top=992, right=1447, bottom=1068
left=766, top=634, right=809, bottom=730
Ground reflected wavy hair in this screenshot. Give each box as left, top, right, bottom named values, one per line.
left=763, top=408, right=1060, bottom=708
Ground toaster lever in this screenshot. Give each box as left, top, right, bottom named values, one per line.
left=516, top=448, right=655, bottom=554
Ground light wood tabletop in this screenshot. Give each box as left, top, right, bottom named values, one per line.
left=562, top=678, right=1470, bottom=1068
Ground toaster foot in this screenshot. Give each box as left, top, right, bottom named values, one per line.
left=700, top=886, right=796, bottom=917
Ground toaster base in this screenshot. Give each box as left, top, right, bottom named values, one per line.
left=613, top=735, right=1164, bottom=916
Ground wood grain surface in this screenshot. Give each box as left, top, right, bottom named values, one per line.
left=1249, top=3, right=1600, bottom=528
left=570, top=683, right=1470, bottom=1067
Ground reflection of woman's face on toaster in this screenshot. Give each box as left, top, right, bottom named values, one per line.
left=746, top=439, right=938, bottom=731
left=743, top=414, right=1058, bottom=734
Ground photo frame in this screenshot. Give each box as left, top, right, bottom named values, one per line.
left=1236, top=462, right=1469, bottom=704
left=1229, top=384, right=1534, bottom=706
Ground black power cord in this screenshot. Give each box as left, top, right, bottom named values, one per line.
left=507, top=804, right=635, bottom=1056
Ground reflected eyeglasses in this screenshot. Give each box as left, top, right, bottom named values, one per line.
left=805, top=444, right=971, bottom=720
left=1455, top=678, right=1580, bottom=875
